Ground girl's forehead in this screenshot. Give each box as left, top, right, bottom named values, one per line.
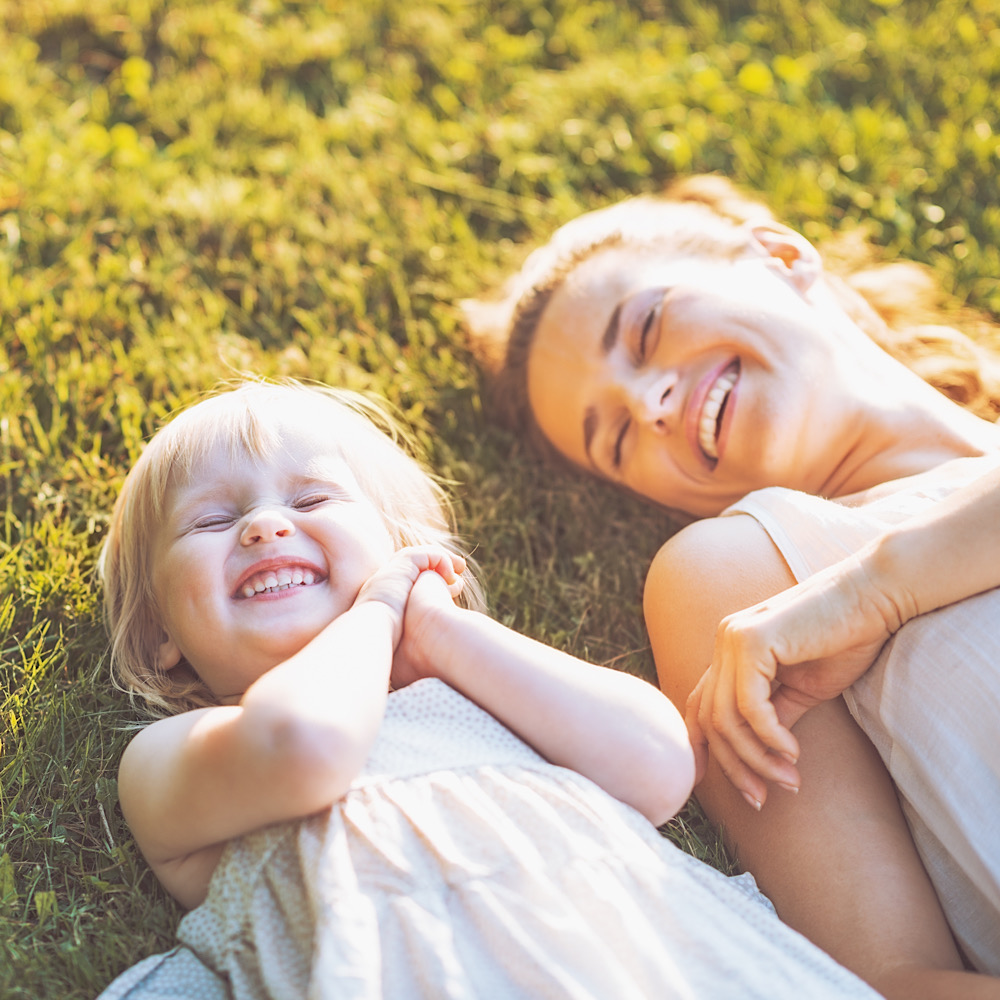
left=170, top=419, right=357, bottom=487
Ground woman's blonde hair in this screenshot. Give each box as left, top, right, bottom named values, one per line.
left=469, top=174, right=1000, bottom=452
left=98, top=378, right=486, bottom=718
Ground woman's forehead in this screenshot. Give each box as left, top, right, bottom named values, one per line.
left=554, top=242, right=727, bottom=309
left=513, top=197, right=678, bottom=297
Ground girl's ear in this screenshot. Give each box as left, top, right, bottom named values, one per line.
left=156, top=631, right=183, bottom=671
left=748, top=223, right=822, bottom=293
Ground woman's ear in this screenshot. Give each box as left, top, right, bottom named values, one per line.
left=459, top=295, right=516, bottom=369
left=748, top=223, right=822, bottom=293
left=156, top=631, right=183, bottom=671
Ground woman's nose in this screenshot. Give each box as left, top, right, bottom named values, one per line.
left=631, top=371, right=678, bottom=433
left=240, top=509, right=296, bottom=546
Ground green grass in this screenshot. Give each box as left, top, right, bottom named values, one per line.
left=2, top=0, right=998, bottom=994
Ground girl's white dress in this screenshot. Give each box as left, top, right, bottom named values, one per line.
left=726, top=457, right=1000, bottom=974
left=98, top=679, right=877, bottom=999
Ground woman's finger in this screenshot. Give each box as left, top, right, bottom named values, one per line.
left=709, top=657, right=799, bottom=791
left=684, top=677, right=711, bottom=785
left=700, top=717, right=770, bottom=811
left=695, top=665, right=770, bottom=809
left=732, top=652, right=800, bottom=764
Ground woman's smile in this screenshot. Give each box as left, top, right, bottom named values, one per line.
left=693, top=360, right=740, bottom=465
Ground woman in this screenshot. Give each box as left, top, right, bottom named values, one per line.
left=468, top=175, right=1000, bottom=998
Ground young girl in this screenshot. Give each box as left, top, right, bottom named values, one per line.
left=96, top=379, right=876, bottom=999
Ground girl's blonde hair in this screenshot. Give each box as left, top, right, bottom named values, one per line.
left=468, top=174, right=1000, bottom=454
left=99, top=379, right=486, bottom=718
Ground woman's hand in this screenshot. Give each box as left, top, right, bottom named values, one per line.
left=686, top=552, right=904, bottom=809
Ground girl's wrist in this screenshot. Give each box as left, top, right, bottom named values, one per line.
left=350, top=597, right=404, bottom=648
left=409, top=604, right=474, bottom=684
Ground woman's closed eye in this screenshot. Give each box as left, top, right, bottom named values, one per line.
left=635, top=298, right=662, bottom=363
left=612, top=418, right=631, bottom=469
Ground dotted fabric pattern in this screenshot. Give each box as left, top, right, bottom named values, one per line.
left=98, top=680, right=879, bottom=999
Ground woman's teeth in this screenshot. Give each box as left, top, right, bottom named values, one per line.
left=698, top=365, right=739, bottom=460
left=241, top=568, right=316, bottom=598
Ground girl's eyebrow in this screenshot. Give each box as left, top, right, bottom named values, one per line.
left=167, top=483, right=232, bottom=521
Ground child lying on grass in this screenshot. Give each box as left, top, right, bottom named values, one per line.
left=95, top=379, right=877, bottom=998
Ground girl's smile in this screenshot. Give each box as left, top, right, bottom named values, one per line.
left=150, top=429, right=395, bottom=700
left=234, top=558, right=325, bottom=599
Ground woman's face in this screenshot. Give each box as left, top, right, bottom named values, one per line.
left=526, top=238, right=860, bottom=516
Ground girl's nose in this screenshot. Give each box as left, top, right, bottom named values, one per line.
left=631, top=371, right=678, bottom=433
left=240, top=509, right=296, bottom=546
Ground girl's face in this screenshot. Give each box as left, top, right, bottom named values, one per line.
left=149, top=425, right=395, bottom=702
left=526, top=237, right=862, bottom=516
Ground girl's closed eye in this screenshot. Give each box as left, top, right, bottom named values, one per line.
left=293, top=487, right=350, bottom=510
left=192, top=513, right=238, bottom=531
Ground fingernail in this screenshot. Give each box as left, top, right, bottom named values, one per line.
left=777, top=782, right=799, bottom=795
left=778, top=752, right=798, bottom=765
left=741, top=791, right=762, bottom=811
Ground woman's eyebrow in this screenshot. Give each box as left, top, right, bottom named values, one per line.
left=581, top=302, right=625, bottom=465
left=583, top=406, right=600, bottom=465
left=601, top=302, right=623, bottom=354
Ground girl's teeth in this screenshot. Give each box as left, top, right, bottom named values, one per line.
left=240, top=568, right=318, bottom=597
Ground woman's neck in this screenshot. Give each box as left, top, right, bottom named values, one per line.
left=820, top=364, right=1000, bottom=498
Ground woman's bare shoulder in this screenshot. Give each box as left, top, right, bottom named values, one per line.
left=643, top=514, right=797, bottom=704
left=646, top=513, right=796, bottom=604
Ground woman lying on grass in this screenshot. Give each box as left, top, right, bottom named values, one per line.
left=95, top=379, right=879, bottom=999
left=471, top=174, right=1000, bottom=997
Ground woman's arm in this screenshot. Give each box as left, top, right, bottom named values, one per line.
left=119, top=548, right=463, bottom=908
left=687, top=455, right=1000, bottom=794
left=644, top=514, right=999, bottom=1000
left=395, top=571, right=695, bottom=826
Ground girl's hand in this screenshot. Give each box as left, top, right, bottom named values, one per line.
left=390, top=565, right=468, bottom=689
left=686, top=552, right=903, bottom=809
left=353, top=546, right=465, bottom=653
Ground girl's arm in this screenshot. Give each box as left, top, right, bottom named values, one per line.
left=395, top=572, right=695, bottom=826
left=118, top=548, right=463, bottom=908
left=687, top=455, right=1000, bottom=795
left=645, top=514, right=999, bottom=1000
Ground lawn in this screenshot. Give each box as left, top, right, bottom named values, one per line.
left=2, top=0, right=998, bottom=995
